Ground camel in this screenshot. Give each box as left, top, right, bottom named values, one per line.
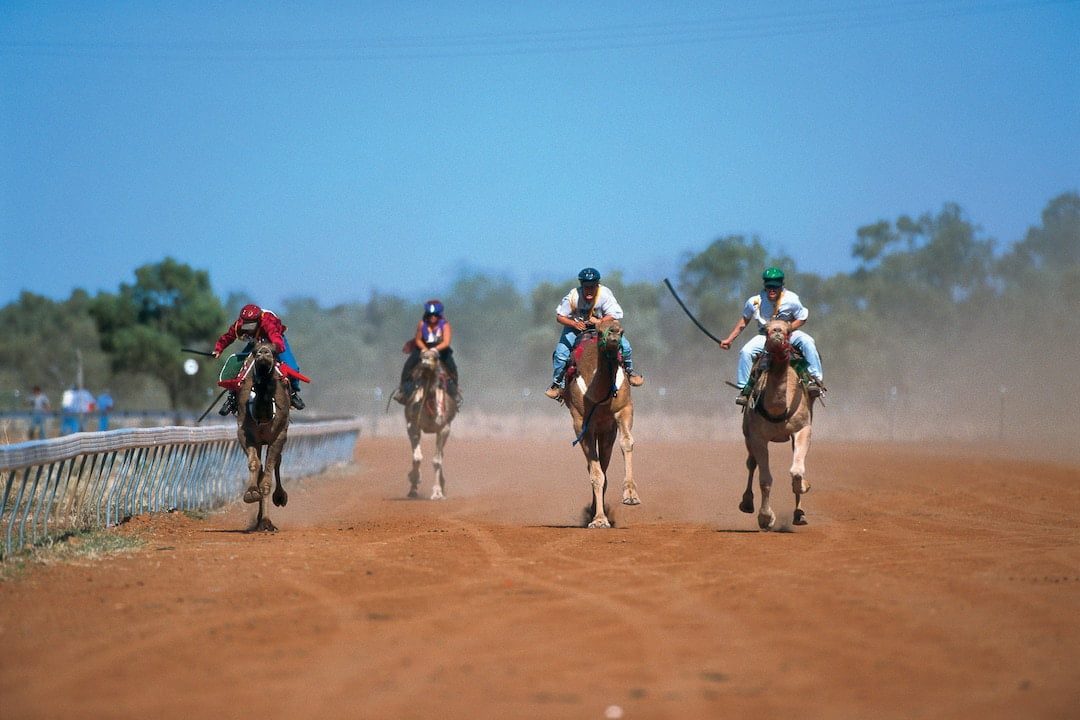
left=563, top=318, right=638, bottom=528
left=235, top=341, right=291, bottom=532
left=739, top=318, right=815, bottom=530
left=404, top=348, right=457, bottom=500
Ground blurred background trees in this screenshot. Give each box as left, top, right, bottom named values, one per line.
left=2, top=192, right=1077, bottom=429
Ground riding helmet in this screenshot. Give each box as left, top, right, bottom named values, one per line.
left=762, top=267, right=785, bottom=286
left=424, top=300, right=444, bottom=317
left=239, top=304, right=262, bottom=321
left=578, top=267, right=601, bottom=285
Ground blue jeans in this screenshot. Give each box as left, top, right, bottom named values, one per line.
left=737, top=330, right=823, bottom=387
left=551, top=327, right=633, bottom=387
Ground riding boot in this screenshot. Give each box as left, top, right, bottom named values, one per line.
left=544, top=382, right=563, bottom=400
left=624, top=363, right=644, bottom=387
left=393, top=380, right=412, bottom=405
left=290, top=388, right=306, bottom=410
left=807, top=377, right=826, bottom=398
left=219, top=391, right=238, bottom=416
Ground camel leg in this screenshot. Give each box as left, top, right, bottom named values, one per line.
left=430, top=424, right=450, bottom=500
left=269, top=445, right=288, bottom=508
left=407, top=421, right=422, bottom=498
left=790, top=426, right=812, bottom=525
left=243, top=446, right=264, bottom=503
left=747, top=436, right=775, bottom=530
left=617, top=411, right=639, bottom=505
left=252, top=492, right=277, bottom=532
left=739, top=437, right=756, bottom=514
left=581, top=436, right=610, bottom=529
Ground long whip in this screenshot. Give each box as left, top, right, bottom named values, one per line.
left=662, top=278, right=723, bottom=344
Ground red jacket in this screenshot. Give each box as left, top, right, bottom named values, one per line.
left=214, top=309, right=287, bottom=355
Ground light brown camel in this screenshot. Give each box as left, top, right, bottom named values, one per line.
left=235, top=340, right=290, bottom=532
left=564, top=318, right=638, bottom=528
left=405, top=348, right=457, bottom=500
left=740, top=318, right=815, bottom=530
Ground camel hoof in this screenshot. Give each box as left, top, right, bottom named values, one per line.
left=251, top=518, right=277, bottom=532
left=758, top=512, right=775, bottom=530
left=793, top=509, right=807, bottom=525
left=622, top=497, right=640, bottom=506
left=273, top=489, right=288, bottom=507
left=588, top=519, right=612, bottom=529
left=407, top=488, right=419, bottom=498
left=430, top=488, right=445, bottom=500
left=243, top=487, right=261, bottom=504
left=739, top=497, right=755, bottom=514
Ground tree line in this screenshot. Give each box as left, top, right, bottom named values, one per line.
left=2, top=192, right=1077, bottom=423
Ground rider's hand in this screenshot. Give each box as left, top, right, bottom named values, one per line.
left=212, top=351, right=220, bottom=359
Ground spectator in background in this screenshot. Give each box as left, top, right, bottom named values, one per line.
left=60, top=386, right=79, bottom=435
left=60, top=386, right=96, bottom=434
left=97, top=390, right=114, bottom=431
left=26, top=385, right=51, bottom=440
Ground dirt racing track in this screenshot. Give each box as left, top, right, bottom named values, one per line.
left=2, top=424, right=1078, bottom=719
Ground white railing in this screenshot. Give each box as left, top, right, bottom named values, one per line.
left=0, top=419, right=360, bottom=557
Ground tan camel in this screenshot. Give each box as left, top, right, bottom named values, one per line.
left=405, top=348, right=457, bottom=500
left=739, top=318, right=815, bottom=530
left=235, top=341, right=291, bottom=532
left=564, top=318, right=638, bottom=528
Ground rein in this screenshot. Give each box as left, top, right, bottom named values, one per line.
left=571, top=331, right=621, bottom=446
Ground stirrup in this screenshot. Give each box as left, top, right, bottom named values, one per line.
left=735, top=395, right=748, bottom=406
left=219, top=392, right=238, bottom=416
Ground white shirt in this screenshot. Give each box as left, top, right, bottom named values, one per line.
left=742, top=290, right=809, bottom=331
left=556, top=285, right=624, bottom=321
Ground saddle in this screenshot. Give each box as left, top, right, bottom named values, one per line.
left=565, top=329, right=625, bottom=384
left=218, top=352, right=309, bottom=392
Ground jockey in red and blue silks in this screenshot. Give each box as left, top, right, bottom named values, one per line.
left=212, top=303, right=305, bottom=413
left=393, top=300, right=461, bottom=404
left=545, top=267, right=644, bottom=400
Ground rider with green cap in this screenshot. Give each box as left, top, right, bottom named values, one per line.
left=719, top=267, right=824, bottom=405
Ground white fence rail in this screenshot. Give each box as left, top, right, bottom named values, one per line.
left=0, top=419, right=360, bottom=557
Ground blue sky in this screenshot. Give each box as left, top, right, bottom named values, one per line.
left=2, top=1, right=1078, bottom=311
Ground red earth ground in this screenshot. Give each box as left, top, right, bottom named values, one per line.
left=2, top=433, right=1078, bottom=719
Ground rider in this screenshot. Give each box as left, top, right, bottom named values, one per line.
left=212, top=303, right=305, bottom=415
left=718, top=267, right=825, bottom=405
left=544, top=267, right=644, bottom=400
left=392, top=299, right=461, bottom=405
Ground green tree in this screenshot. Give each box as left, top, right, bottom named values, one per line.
left=89, top=258, right=226, bottom=411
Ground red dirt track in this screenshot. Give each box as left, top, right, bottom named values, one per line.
left=2, top=434, right=1078, bottom=719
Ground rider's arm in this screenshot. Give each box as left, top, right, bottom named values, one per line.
left=435, top=321, right=452, bottom=351
left=720, top=315, right=750, bottom=349
left=556, top=314, right=588, bottom=332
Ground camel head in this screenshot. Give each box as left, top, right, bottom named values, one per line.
left=416, top=348, right=442, bottom=378
left=763, top=319, right=793, bottom=357
left=252, top=341, right=278, bottom=371
left=596, top=318, right=624, bottom=355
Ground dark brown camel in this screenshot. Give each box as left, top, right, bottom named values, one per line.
left=564, top=318, right=638, bottom=528
left=235, top=340, right=291, bottom=531
left=740, top=319, right=815, bottom=530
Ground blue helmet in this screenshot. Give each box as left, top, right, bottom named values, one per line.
left=423, top=300, right=444, bottom=317
left=577, top=267, right=601, bottom=285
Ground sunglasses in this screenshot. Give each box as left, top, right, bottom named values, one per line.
left=763, top=283, right=782, bottom=290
